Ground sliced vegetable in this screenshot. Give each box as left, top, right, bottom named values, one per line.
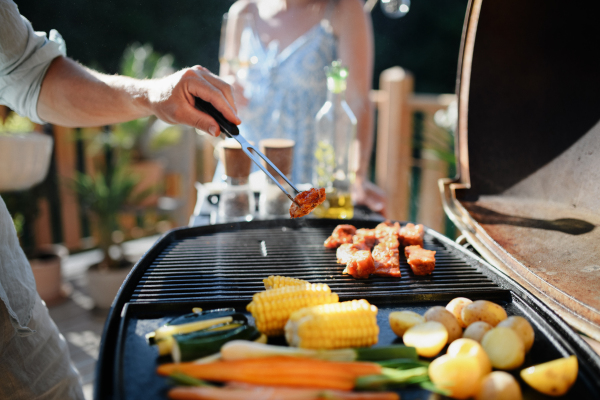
left=157, top=356, right=381, bottom=390
left=168, top=385, right=400, bottom=400
left=158, top=322, right=244, bottom=356
left=428, top=354, right=482, bottom=399
left=445, top=297, right=473, bottom=328
left=172, top=324, right=260, bottom=362
left=462, top=321, right=493, bottom=343
left=220, top=341, right=416, bottom=362
left=497, top=316, right=535, bottom=353
left=461, top=300, right=507, bottom=327
left=402, top=321, right=448, bottom=358
left=147, top=309, right=246, bottom=344
left=389, top=311, right=426, bottom=337
left=520, top=355, right=578, bottom=396
left=475, top=371, right=522, bottom=400
left=355, top=367, right=429, bottom=391
left=168, top=372, right=214, bottom=387
left=481, top=327, right=525, bottom=370
left=424, top=306, right=463, bottom=343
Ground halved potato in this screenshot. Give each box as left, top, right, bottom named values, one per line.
left=520, top=355, right=578, bottom=396
left=446, top=297, right=473, bottom=328
left=429, top=354, right=482, bottom=399
left=497, top=316, right=535, bottom=353
left=425, top=306, right=463, bottom=343
left=463, top=321, right=493, bottom=343
left=475, top=371, right=522, bottom=400
left=447, top=338, right=492, bottom=376
left=481, top=327, right=525, bottom=370
left=403, top=321, right=448, bottom=358
left=389, top=310, right=426, bottom=337
left=461, top=300, right=508, bottom=327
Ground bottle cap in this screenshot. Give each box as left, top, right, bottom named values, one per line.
left=325, top=60, right=348, bottom=93
left=259, top=138, right=294, bottom=179
left=219, top=139, right=252, bottom=178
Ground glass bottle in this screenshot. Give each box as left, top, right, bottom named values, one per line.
left=218, top=139, right=255, bottom=222
left=312, top=61, right=357, bottom=219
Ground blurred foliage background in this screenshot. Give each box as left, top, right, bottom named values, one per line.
left=16, top=0, right=467, bottom=93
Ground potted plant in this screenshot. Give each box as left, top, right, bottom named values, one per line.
left=1, top=106, right=67, bottom=305
left=70, top=154, right=152, bottom=309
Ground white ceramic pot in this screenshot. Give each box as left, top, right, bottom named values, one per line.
left=86, top=265, right=133, bottom=309
left=0, top=133, right=53, bottom=192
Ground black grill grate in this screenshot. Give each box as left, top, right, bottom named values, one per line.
left=128, top=224, right=505, bottom=303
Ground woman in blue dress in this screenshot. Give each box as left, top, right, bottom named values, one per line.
left=221, top=0, right=385, bottom=214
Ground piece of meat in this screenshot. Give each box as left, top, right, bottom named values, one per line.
left=374, top=221, right=401, bottom=240
left=325, top=224, right=357, bottom=249
left=336, top=243, right=360, bottom=264
left=353, top=228, right=378, bottom=250
left=342, top=250, right=375, bottom=279
left=289, top=188, right=326, bottom=219
left=405, top=245, right=436, bottom=275
left=399, top=223, right=425, bottom=247
left=371, top=235, right=401, bottom=278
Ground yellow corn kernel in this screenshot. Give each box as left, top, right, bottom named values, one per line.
left=285, top=299, right=379, bottom=349
left=263, top=275, right=310, bottom=290
left=247, top=283, right=339, bottom=336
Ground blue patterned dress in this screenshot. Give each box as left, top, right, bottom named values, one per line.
left=236, top=1, right=338, bottom=184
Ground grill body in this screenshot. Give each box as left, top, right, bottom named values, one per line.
left=95, top=219, right=600, bottom=399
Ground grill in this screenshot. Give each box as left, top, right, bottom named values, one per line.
left=96, top=219, right=600, bottom=400
left=130, top=221, right=504, bottom=304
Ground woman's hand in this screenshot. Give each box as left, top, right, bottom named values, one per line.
left=353, top=176, right=387, bottom=217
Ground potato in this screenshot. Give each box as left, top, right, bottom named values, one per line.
left=461, top=300, right=508, bottom=327
left=424, top=306, right=462, bottom=343
left=446, top=297, right=473, bottom=328
left=447, top=338, right=492, bottom=376
left=475, top=371, right=522, bottom=400
left=463, top=321, right=493, bottom=343
left=403, top=321, right=448, bottom=358
left=497, top=316, right=535, bottom=352
left=429, top=354, right=482, bottom=399
left=481, top=327, right=525, bottom=370
left=389, top=311, right=426, bottom=337
left=520, top=355, right=578, bottom=396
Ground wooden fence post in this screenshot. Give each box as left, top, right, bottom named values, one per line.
left=376, top=67, right=414, bottom=221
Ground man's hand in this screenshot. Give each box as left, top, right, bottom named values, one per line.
left=38, top=57, right=240, bottom=133
left=147, top=66, right=240, bottom=136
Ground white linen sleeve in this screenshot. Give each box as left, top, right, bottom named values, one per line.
left=0, top=0, right=66, bottom=124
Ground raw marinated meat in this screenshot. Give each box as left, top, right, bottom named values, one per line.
left=405, top=245, right=436, bottom=275
left=325, top=224, right=357, bottom=249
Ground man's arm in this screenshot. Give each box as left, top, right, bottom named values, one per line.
left=37, top=56, right=240, bottom=135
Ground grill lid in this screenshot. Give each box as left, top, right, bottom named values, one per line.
left=442, top=0, right=600, bottom=340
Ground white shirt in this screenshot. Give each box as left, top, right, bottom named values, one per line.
left=0, top=0, right=64, bottom=124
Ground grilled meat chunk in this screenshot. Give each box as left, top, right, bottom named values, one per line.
left=400, top=223, right=425, bottom=247
left=289, top=188, right=326, bottom=218
left=325, top=224, right=357, bottom=249
left=342, top=250, right=375, bottom=279
left=372, top=235, right=401, bottom=278
left=405, top=245, right=436, bottom=275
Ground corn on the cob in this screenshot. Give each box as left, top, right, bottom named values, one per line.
left=285, top=299, right=379, bottom=349
left=247, top=284, right=338, bottom=336
left=263, top=275, right=310, bottom=290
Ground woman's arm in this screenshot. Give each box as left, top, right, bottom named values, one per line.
left=333, top=0, right=386, bottom=213
left=37, top=56, right=240, bottom=135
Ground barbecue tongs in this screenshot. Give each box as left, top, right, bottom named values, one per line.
left=195, top=97, right=301, bottom=206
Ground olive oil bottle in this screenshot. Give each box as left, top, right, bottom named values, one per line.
left=312, top=61, right=357, bottom=219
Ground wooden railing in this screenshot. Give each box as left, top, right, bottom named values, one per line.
left=371, top=66, right=455, bottom=233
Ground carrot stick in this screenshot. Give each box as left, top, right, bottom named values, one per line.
left=157, top=356, right=381, bottom=390
left=168, top=386, right=400, bottom=400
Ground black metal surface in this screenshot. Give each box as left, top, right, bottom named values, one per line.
left=95, top=219, right=600, bottom=400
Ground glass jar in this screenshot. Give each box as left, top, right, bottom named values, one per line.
left=217, top=139, right=255, bottom=222
left=258, top=138, right=294, bottom=218
left=312, top=61, right=357, bottom=219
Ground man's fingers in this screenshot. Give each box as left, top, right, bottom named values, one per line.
left=201, top=71, right=239, bottom=115
left=188, top=67, right=240, bottom=125
left=177, top=103, right=222, bottom=137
